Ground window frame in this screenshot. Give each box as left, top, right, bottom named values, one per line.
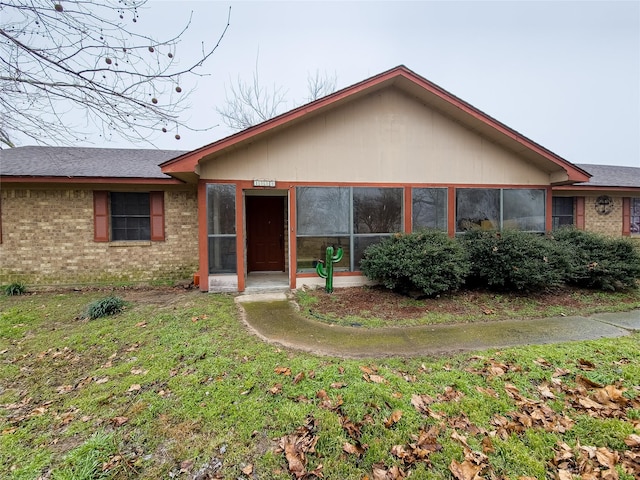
left=411, top=187, right=448, bottom=232
left=110, top=192, right=152, bottom=241
left=296, top=186, right=404, bottom=272
left=206, top=184, right=237, bottom=274
left=551, top=196, right=575, bottom=230
left=455, top=187, right=546, bottom=233
left=93, top=191, right=164, bottom=243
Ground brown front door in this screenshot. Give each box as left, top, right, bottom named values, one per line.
left=246, top=196, right=285, bottom=272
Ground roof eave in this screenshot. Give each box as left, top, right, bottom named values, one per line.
left=161, top=65, right=589, bottom=183
left=0, top=176, right=185, bottom=185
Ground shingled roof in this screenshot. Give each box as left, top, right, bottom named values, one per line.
left=0, top=146, right=186, bottom=179
left=575, top=163, right=640, bottom=188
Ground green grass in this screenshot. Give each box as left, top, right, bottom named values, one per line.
left=1, top=290, right=638, bottom=479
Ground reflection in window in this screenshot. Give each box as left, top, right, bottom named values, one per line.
left=207, top=184, right=236, bottom=274
left=207, top=184, right=236, bottom=235
left=503, top=189, right=545, bottom=231
left=296, top=187, right=350, bottom=235
left=412, top=188, right=447, bottom=231
left=296, top=187, right=404, bottom=271
left=353, top=188, right=402, bottom=233
left=456, top=188, right=546, bottom=233
left=456, top=189, right=500, bottom=231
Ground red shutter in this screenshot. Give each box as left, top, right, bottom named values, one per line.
left=575, top=197, right=585, bottom=230
left=622, top=197, right=630, bottom=236
left=150, top=191, right=165, bottom=241
left=94, top=191, right=109, bottom=242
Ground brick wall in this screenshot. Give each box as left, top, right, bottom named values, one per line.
left=583, top=195, right=624, bottom=237
left=0, top=187, right=198, bottom=286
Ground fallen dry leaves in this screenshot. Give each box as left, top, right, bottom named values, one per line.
left=276, top=416, right=323, bottom=479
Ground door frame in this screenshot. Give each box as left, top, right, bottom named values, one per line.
left=243, top=189, right=289, bottom=277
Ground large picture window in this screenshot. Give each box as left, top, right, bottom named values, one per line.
left=412, top=188, right=448, bottom=231
left=296, top=186, right=403, bottom=271
left=207, top=184, right=236, bottom=274
left=456, top=188, right=545, bottom=233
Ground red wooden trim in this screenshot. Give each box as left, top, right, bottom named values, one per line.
left=622, top=197, right=631, bottom=236
left=0, top=195, right=3, bottom=244
left=404, top=187, right=412, bottom=233
left=203, top=179, right=551, bottom=190
left=297, top=271, right=365, bottom=278
left=553, top=185, right=640, bottom=193
left=149, top=191, right=165, bottom=241
left=289, top=187, right=297, bottom=289
left=236, top=187, right=245, bottom=292
left=1, top=176, right=183, bottom=185
left=545, top=187, right=553, bottom=232
left=93, top=191, right=110, bottom=242
left=197, top=180, right=208, bottom=292
left=448, top=188, right=456, bottom=237
left=162, top=66, right=589, bottom=183
left=575, top=197, right=585, bottom=230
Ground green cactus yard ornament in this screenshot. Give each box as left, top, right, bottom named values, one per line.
left=316, top=246, right=343, bottom=293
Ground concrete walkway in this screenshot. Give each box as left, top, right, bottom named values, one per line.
left=236, top=293, right=640, bottom=358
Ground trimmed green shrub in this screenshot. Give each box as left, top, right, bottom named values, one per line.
left=553, top=227, right=640, bottom=291
left=360, top=229, right=470, bottom=296
left=460, top=229, right=566, bottom=292
left=3, top=282, right=26, bottom=296
left=85, top=296, right=125, bottom=320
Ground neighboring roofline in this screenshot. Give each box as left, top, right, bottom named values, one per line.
left=0, top=176, right=185, bottom=185
left=161, top=65, right=591, bottom=183
left=552, top=184, right=640, bottom=192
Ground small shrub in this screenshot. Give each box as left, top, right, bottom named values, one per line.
left=360, top=229, right=470, bottom=296
left=85, top=296, right=125, bottom=320
left=3, top=282, right=26, bottom=296
left=553, top=227, right=640, bottom=291
left=460, top=229, right=565, bottom=292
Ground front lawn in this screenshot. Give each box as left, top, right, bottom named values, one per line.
left=1, top=288, right=639, bottom=479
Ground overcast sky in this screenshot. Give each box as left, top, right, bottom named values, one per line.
left=28, top=1, right=640, bottom=167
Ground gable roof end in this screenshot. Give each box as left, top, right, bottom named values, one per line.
left=161, top=65, right=591, bottom=185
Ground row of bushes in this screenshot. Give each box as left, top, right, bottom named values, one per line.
left=360, top=228, right=640, bottom=296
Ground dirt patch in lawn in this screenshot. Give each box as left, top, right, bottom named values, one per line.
left=118, top=286, right=196, bottom=307
left=299, top=285, right=640, bottom=325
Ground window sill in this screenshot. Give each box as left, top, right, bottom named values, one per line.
left=109, top=240, right=152, bottom=247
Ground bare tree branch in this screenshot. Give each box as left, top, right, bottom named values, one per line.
left=306, top=69, right=337, bottom=102
left=0, top=1, right=231, bottom=148
left=217, top=62, right=337, bottom=131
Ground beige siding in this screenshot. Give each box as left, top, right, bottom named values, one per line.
left=0, top=187, right=198, bottom=286
left=201, top=87, right=550, bottom=185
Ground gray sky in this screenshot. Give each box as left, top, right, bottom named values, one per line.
left=34, top=1, right=640, bottom=167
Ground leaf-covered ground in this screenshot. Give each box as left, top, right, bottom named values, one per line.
left=0, top=288, right=639, bottom=479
